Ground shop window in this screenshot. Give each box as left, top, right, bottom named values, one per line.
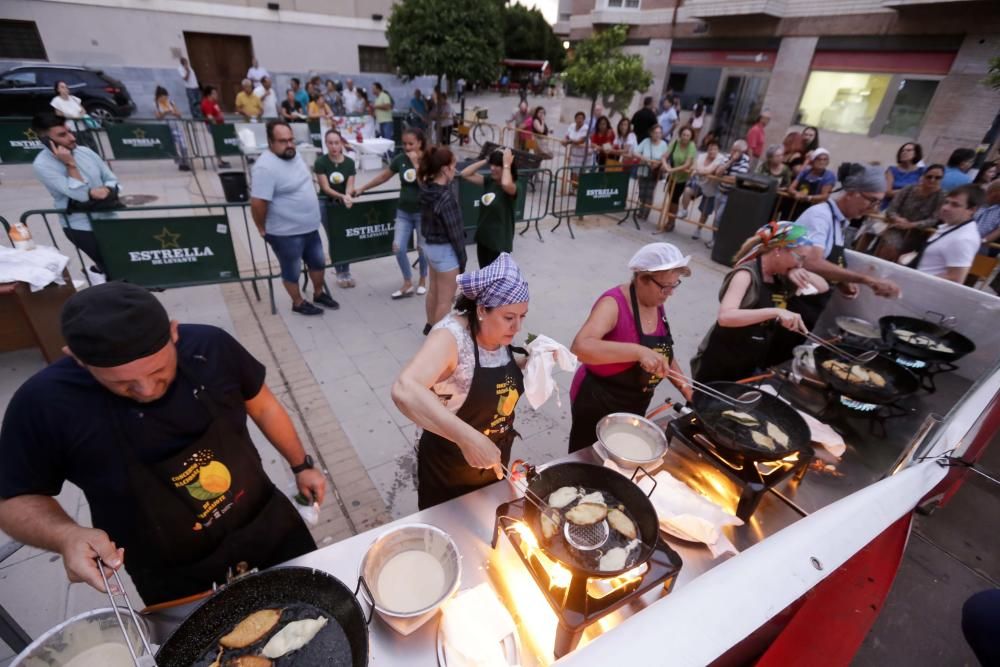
left=607, top=0, right=641, bottom=8
left=359, top=46, right=391, bottom=73
left=0, top=20, right=47, bottom=60
left=881, top=78, right=939, bottom=138
left=798, top=71, right=891, bottom=135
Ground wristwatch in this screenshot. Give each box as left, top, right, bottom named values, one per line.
left=290, top=455, right=314, bottom=474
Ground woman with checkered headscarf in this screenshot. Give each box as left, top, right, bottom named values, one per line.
left=392, top=254, right=530, bottom=509
left=690, top=222, right=830, bottom=384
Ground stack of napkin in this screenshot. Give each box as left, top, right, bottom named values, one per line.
left=440, top=584, right=518, bottom=667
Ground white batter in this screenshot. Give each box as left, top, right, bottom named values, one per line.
left=63, top=643, right=134, bottom=667
left=603, top=427, right=657, bottom=460
left=377, top=550, right=446, bottom=613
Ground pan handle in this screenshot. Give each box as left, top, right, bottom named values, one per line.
left=631, top=465, right=658, bottom=498
left=354, top=576, right=376, bottom=626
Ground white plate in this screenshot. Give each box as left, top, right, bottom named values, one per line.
left=436, top=620, right=521, bottom=667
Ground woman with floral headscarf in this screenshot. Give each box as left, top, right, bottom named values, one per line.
left=392, top=253, right=530, bottom=509
left=690, top=222, right=829, bottom=383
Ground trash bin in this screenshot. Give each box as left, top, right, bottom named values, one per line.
left=219, top=171, right=249, bottom=203
left=711, top=174, right=777, bottom=267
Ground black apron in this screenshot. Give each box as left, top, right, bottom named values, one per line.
left=568, top=284, right=674, bottom=453
left=112, top=362, right=315, bottom=605
left=417, top=340, right=525, bottom=510
left=693, top=258, right=788, bottom=383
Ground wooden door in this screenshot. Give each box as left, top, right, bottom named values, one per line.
left=184, top=32, right=253, bottom=112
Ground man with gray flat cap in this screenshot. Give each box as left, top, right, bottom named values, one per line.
left=0, top=282, right=325, bottom=605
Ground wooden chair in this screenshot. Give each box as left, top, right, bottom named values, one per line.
left=965, top=253, right=1000, bottom=289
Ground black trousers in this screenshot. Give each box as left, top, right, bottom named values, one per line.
left=63, top=227, right=106, bottom=274
left=477, top=245, right=502, bottom=269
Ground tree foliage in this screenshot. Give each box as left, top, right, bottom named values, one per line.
left=503, top=4, right=565, bottom=71
left=984, top=56, right=1000, bottom=91
left=387, top=0, right=504, bottom=85
left=563, top=24, right=653, bottom=115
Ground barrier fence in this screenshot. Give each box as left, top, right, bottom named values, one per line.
left=549, top=166, right=638, bottom=239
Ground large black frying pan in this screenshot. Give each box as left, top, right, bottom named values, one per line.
left=691, top=381, right=810, bottom=463
left=156, top=566, right=369, bottom=667
left=879, top=315, right=976, bottom=364
left=813, top=344, right=919, bottom=405
left=522, top=462, right=661, bottom=578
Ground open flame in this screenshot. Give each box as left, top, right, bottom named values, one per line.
left=509, top=521, right=573, bottom=590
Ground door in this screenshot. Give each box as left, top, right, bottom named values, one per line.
left=183, top=32, right=253, bottom=112
left=712, top=70, right=770, bottom=151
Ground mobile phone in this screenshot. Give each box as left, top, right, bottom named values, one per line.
left=40, top=136, right=55, bottom=151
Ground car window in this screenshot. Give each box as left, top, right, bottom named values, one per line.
left=1, top=71, right=37, bottom=86
left=37, top=70, right=77, bottom=87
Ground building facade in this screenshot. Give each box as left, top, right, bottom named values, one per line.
left=0, top=0, right=427, bottom=117
left=555, top=0, right=999, bottom=164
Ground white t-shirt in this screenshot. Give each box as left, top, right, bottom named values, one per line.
left=177, top=65, right=199, bottom=89
left=342, top=88, right=363, bottom=114
left=247, top=65, right=269, bottom=86
left=254, top=85, right=279, bottom=118
left=613, top=132, right=637, bottom=154
left=694, top=152, right=727, bottom=197
left=916, top=221, right=981, bottom=278
left=564, top=123, right=589, bottom=164
left=50, top=95, right=85, bottom=119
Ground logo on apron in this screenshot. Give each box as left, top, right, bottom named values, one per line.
left=484, top=378, right=519, bottom=436
left=481, top=192, right=496, bottom=207
left=329, top=171, right=345, bottom=185
left=171, top=449, right=235, bottom=531
left=772, top=292, right=788, bottom=310
left=403, top=168, right=417, bottom=183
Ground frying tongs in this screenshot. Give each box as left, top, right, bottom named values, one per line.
left=664, top=369, right=763, bottom=408
left=97, top=557, right=158, bottom=666
left=499, top=461, right=564, bottom=529
left=802, top=331, right=878, bottom=364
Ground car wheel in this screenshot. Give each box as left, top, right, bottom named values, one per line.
left=85, top=104, right=115, bottom=122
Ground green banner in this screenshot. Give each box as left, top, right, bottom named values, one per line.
left=574, top=170, right=630, bottom=216
left=209, top=123, right=242, bottom=156
left=106, top=123, right=176, bottom=160
left=324, top=197, right=415, bottom=264
left=91, top=215, right=239, bottom=287
left=0, top=121, right=45, bottom=164
left=308, top=120, right=323, bottom=148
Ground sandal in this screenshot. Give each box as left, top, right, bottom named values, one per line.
left=337, top=278, right=351, bottom=289
left=416, top=285, right=427, bottom=295
left=391, top=286, right=415, bottom=299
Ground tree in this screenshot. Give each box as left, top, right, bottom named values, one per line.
left=386, top=0, right=504, bottom=90
left=503, top=4, right=565, bottom=71
left=562, top=24, right=653, bottom=167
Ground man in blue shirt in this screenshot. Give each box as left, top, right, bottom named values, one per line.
left=31, top=112, right=120, bottom=273
left=941, top=148, right=976, bottom=193
left=290, top=77, right=310, bottom=111
left=657, top=96, right=679, bottom=140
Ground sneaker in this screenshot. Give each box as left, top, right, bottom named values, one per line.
left=178, top=164, right=192, bottom=172
left=691, top=230, right=701, bottom=240
left=313, top=292, right=340, bottom=309
left=677, top=208, right=688, bottom=219
left=292, top=300, right=324, bottom=316
left=705, top=240, right=714, bottom=250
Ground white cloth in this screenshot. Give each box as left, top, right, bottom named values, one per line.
left=609, top=463, right=742, bottom=558
left=0, top=245, right=70, bottom=292
left=440, top=584, right=515, bottom=667
left=523, top=334, right=577, bottom=409
left=50, top=95, right=85, bottom=120
left=345, top=137, right=394, bottom=156
left=432, top=313, right=512, bottom=413
left=247, top=65, right=270, bottom=86
left=254, top=85, right=279, bottom=118
left=917, top=221, right=981, bottom=278
left=177, top=64, right=199, bottom=89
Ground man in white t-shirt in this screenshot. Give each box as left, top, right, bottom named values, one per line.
left=177, top=57, right=201, bottom=118
left=254, top=76, right=279, bottom=119
left=916, top=184, right=984, bottom=283
left=246, top=59, right=270, bottom=87
left=341, top=79, right=363, bottom=115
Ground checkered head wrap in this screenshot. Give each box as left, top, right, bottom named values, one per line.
left=456, top=253, right=530, bottom=307
left=735, top=221, right=813, bottom=265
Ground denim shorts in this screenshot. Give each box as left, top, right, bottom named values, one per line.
left=424, top=242, right=460, bottom=272
left=265, top=230, right=326, bottom=283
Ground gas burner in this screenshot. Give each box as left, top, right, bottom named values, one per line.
left=839, top=395, right=880, bottom=412
left=492, top=500, right=682, bottom=658
left=667, top=414, right=812, bottom=522
left=894, top=355, right=928, bottom=370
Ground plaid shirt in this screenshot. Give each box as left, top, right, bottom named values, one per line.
left=420, top=183, right=467, bottom=271
left=975, top=204, right=1000, bottom=240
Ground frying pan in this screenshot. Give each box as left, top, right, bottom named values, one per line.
left=879, top=315, right=975, bottom=364
left=813, top=344, right=919, bottom=405
left=690, top=381, right=810, bottom=464
left=522, top=462, right=660, bottom=578
left=155, top=566, right=369, bottom=667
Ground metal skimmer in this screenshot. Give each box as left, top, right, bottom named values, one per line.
left=563, top=519, right=610, bottom=551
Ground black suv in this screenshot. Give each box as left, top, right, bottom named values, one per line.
left=0, top=65, right=136, bottom=120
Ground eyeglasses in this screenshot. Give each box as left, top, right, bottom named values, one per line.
left=646, top=274, right=682, bottom=292
left=924, top=174, right=943, bottom=180
left=858, top=192, right=882, bottom=207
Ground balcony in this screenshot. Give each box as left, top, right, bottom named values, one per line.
left=680, top=0, right=788, bottom=19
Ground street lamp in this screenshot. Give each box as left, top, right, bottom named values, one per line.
left=562, top=41, right=570, bottom=50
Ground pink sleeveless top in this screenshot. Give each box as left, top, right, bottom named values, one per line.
left=570, top=286, right=667, bottom=401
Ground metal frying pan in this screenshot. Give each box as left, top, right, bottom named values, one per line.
left=879, top=315, right=976, bottom=364
left=813, top=344, right=919, bottom=405
left=522, top=462, right=662, bottom=578
left=155, top=566, right=369, bottom=666
left=690, top=381, right=811, bottom=463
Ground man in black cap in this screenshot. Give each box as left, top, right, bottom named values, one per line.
left=0, top=283, right=325, bottom=605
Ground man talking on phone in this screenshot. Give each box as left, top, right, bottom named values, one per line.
left=31, top=111, right=121, bottom=275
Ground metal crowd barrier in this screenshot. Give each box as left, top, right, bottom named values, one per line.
left=549, top=165, right=639, bottom=239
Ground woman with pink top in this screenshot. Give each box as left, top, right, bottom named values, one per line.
left=567, top=243, right=694, bottom=453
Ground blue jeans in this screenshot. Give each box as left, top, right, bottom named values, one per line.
left=265, top=230, right=326, bottom=283
left=393, top=209, right=427, bottom=281
left=185, top=88, right=202, bottom=118
left=379, top=121, right=394, bottom=141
